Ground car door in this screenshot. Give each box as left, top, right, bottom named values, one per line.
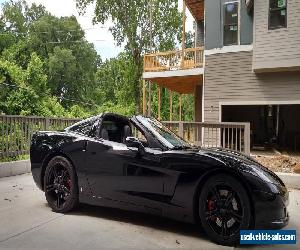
left=84, top=118, right=165, bottom=213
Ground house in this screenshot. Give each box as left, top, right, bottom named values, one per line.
left=143, top=0, right=300, bottom=151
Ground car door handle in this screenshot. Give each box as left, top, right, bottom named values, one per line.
left=91, top=152, right=96, bottom=155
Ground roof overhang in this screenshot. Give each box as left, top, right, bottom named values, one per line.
left=185, top=0, right=204, bottom=21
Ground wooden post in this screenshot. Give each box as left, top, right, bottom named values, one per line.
left=181, top=0, right=186, bottom=68
left=148, top=81, right=151, bottom=116
left=169, top=90, right=173, bottom=121
left=45, top=117, right=50, bottom=131
left=244, top=123, right=251, bottom=156
left=158, top=86, right=162, bottom=120
left=179, top=122, right=184, bottom=138
left=142, top=80, right=147, bottom=115
left=179, top=94, right=182, bottom=121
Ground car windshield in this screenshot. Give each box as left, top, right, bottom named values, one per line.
left=135, top=116, right=191, bottom=149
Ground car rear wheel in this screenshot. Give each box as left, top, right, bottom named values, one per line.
left=198, top=174, right=251, bottom=246
left=44, top=156, right=79, bottom=213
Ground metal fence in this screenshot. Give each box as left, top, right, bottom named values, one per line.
left=0, top=115, right=251, bottom=159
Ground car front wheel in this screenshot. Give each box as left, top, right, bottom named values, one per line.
left=44, top=156, right=79, bottom=213
left=198, top=174, right=251, bottom=245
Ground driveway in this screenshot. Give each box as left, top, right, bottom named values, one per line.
left=0, top=173, right=299, bottom=250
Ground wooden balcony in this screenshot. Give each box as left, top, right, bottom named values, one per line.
left=143, top=47, right=204, bottom=72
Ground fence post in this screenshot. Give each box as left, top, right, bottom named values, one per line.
left=178, top=122, right=184, bottom=138
left=244, top=123, right=251, bottom=155
left=45, top=118, right=50, bottom=131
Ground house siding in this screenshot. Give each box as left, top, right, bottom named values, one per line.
left=253, top=0, right=300, bottom=72
left=204, top=51, right=300, bottom=122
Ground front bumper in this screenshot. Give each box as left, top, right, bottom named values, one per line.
left=253, top=188, right=289, bottom=229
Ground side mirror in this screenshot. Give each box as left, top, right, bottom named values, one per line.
left=125, top=137, right=145, bottom=156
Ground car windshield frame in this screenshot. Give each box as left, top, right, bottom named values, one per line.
left=135, top=115, right=192, bottom=149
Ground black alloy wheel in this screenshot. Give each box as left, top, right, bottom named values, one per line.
left=198, top=174, right=251, bottom=246
left=44, top=156, right=79, bottom=213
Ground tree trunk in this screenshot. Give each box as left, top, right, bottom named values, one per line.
left=131, top=50, right=143, bottom=114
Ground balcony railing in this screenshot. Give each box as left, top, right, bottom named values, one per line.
left=0, top=115, right=250, bottom=159
left=144, top=47, right=204, bottom=72
left=164, top=121, right=251, bottom=155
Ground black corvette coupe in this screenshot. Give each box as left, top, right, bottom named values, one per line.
left=30, top=113, right=289, bottom=245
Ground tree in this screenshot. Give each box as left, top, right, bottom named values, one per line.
left=0, top=60, right=39, bottom=115
left=26, top=52, right=48, bottom=97
left=76, top=0, right=182, bottom=112
left=1, top=0, right=48, bottom=35
left=28, top=15, right=85, bottom=59
left=94, top=52, right=137, bottom=115
left=48, top=47, right=77, bottom=103
left=28, top=15, right=99, bottom=106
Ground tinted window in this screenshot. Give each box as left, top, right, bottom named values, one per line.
left=69, top=118, right=98, bottom=137
left=269, top=0, right=287, bottom=29
left=223, top=2, right=239, bottom=46
left=135, top=116, right=191, bottom=149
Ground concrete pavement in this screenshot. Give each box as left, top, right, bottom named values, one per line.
left=0, top=173, right=299, bottom=250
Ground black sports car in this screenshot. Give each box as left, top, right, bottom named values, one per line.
left=30, top=113, right=289, bottom=245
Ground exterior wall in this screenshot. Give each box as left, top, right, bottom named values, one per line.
left=204, top=51, right=300, bottom=122
left=253, top=0, right=300, bottom=72
left=196, top=21, right=204, bottom=47
left=204, top=0, right=253, bottom=50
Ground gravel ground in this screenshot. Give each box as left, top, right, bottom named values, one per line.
left=253, top=154, right=300, bottom=173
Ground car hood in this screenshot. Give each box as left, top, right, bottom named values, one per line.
left=198, top=147, right=256, bottom=165
left=196, top=147, right=285, bottom=187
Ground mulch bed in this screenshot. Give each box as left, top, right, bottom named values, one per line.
left=253, top=155, right=300, bottom=173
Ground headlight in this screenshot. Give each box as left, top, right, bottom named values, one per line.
left=241, top=163, right=275, bottom=184
left=250, top=164, right=275, bottom=183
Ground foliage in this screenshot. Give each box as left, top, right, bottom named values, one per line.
left=0, top=0, right=193, bottom=122
left=76, top=0, right=182, bottom=112
left=0, top=154, right=29, bottom=163
left=0, top=0, right=99, bottom=118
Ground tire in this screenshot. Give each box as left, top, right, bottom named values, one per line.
left=198, top=174, right=251, bottom=246
left=44, top=156, right=79, bottom=213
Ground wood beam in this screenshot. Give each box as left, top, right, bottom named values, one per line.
left=179, top=94, right=182, bottom=121
left=158, top=86, right=162, bottom=120
left=148, top=81, right=151, bottom=116
left=181, top=0, right=186, bottom=68
left=142, top=80, right=147, bottom=115
left=169, top=90, right=173, bottom=121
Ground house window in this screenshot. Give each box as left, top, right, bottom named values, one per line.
left=223, top=2, right=239, bottom=46
left=269, top=0, right=287, bottom=29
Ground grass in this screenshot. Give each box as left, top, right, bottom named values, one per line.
left=0, top=154, right=30, bottom=163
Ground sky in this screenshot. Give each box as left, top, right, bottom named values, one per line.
left=1, top=0, right=194, bottom=60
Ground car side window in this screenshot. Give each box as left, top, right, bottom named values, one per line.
left=69, top=119, right=99, bottom=138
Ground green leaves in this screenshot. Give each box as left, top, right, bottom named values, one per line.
left=0, top=0, right=190, bottom=120
left=76, top=0, right=182, bottom=111
left=94, top=52, right=137, bottom=115
left=0, top=1, right=100, bottom=117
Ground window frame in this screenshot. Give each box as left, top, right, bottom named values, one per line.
left=222, top=0, right=241, bottom=46
left=268, top=0, right=287, bottom=30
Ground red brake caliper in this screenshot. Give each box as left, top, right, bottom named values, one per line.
left=208, top=200, right=215, bottom=211
left=207, top=200, right=216, bottom=221
left=66, top=178, right=71, bottom=190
